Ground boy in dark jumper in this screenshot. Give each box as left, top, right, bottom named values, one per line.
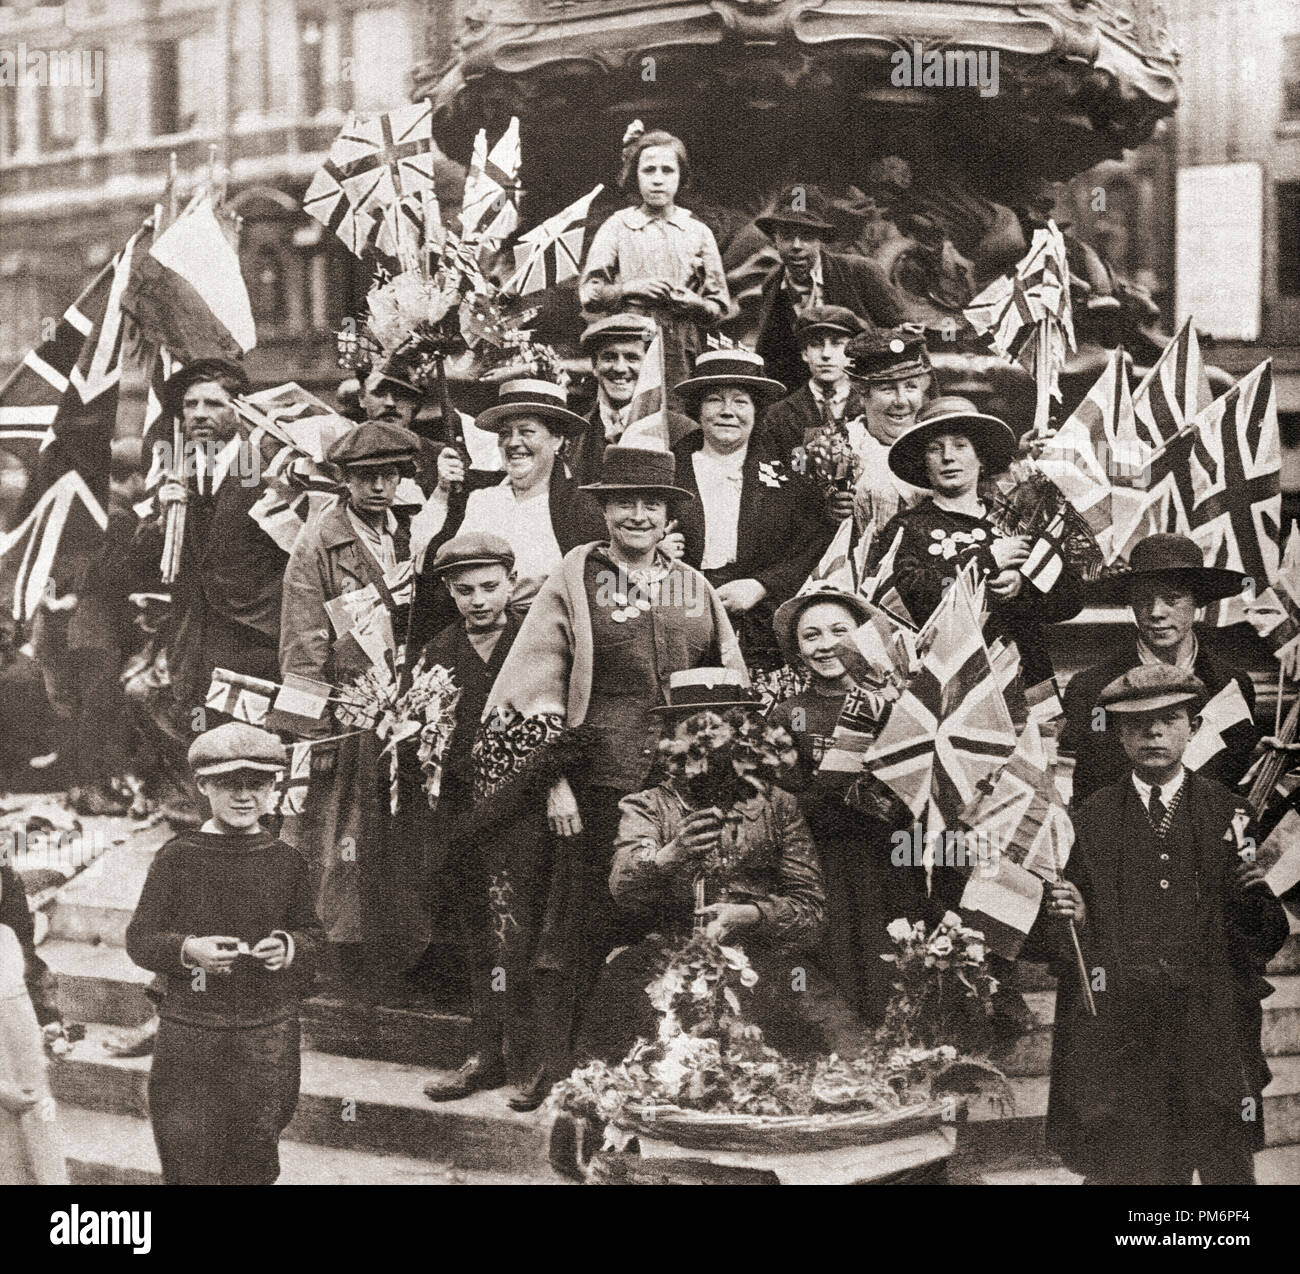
left=419, top=532, right=521, bottom=1102
left=125, top=722, right=321, bottom=1185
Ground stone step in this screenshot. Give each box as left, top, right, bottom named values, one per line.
left=58, top=1106, right=563, bottom=1186
left=49, top=1024, right=557, bottom=1176
left=47, top=840, right=159, bottom=948
left=958, top=1057, right=1300, bottom=1158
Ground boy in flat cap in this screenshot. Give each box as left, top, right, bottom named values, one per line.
left=125, top=722, right=321, bottom=1184
left=420, top=533, right=521, bottom=1101
left=1037, top=664, right=1288, bottom=1184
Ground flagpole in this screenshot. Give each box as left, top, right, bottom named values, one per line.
left=1033, top=317, right=1054, bottom=437
left=1047, top=828, right=1096, bottom=1016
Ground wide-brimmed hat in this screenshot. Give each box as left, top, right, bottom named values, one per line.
left=848, top=329, right=933, bottom=383
left=474, top=378, right=588, bottom=438
left=579, top=445, right=694, bottom=502
left=886, top=395, right=1017, bottom=487
left=1097, top=664, right=1206, bottom=716
left=755, top=184, right=839, bottom=239
left=674, top=347, right=786, bottom=408
left=772, top=584, right=873, bottom=664
left=1088, top=533, right=1247, bottom=607
left=650, top=667, right=760, bottom=717
left=793, top=305, right=866, bottom=347
left=161, top=358, right=249, bottom=422
left=326, top=419, right=419, bottom=471
left=579, top=312, right=657, bottom=354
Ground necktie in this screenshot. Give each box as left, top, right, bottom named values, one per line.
left=1148, top=784, right=1167, bottom=830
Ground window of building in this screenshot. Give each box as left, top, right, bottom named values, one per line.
left=1278, top=182, right=1300, bottom=297
left=350, top=6, right=412, bottom=114
left=0, top=91, right=19, bottom=159
left=150, top=39, right=181, bottom=136
left=299, top=10, right=325, bottom=116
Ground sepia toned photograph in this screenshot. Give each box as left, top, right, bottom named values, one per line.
left=0, top=0, right=1296, bottom=1236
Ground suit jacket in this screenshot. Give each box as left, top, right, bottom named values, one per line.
left=760, top=381, right=872, bottom=461
left=568, top=401, right=698, bottom=489
left=1060, top=633, right=1260, bottom=806
left=755, top=251, right=908, bottom=392
left=672, top=431, right=834, bottom=666
left=1036, top=772, right=1288, bottom=1176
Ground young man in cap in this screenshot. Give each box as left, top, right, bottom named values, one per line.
left=280, top=420, right=430, bottom=989
left=419, top=533, right=521, bottom=1101
left=867, top=395, right=1083, bottom=686
left=125, top=722, right=321, bottom=1184
left=1038, top=664, right=1288, bottom=1185
left=753, top=184, right=909, bottom=392
left=568, top=313, right=697, bottom=488
left=1061, top=533, right=1259, bottom=806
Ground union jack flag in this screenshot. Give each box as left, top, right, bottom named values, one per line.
left=501, top=184, right=603, bottom=297
left=461, top=117, right=521, bottom=247
left=1132, top=317, right=1212, bottom=448
left=277, top=742, right=312, bottom=815
left=864, top=569, right=1016, bottom=834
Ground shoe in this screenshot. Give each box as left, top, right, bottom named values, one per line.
left=506, top=1068, right=551, bottom=1112
left=103, top=1017, right=158, bottom=1058
left=422, top=1054, right=506, bottom=1103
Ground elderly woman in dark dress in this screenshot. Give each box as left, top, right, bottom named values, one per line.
left=471, top=446, right=747, bottom=1110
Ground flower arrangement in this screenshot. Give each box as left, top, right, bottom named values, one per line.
left=990, top=460, right=1104, bottom=581
left=658, top=709, right=797, bottom=814
left=803, top=426, right=864, bottom=495
left=332, top=656, right=461, bottom=813
left=878, top=912, right=1001, bottom=1054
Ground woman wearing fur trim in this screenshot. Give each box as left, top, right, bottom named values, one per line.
left=470, top=446, right=747, bottom=1110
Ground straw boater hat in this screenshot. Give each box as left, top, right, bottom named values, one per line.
left=474, top=378, right=588, bottom=438
left=1088, top=533, right=1247, bottom=607
left=650, top=667, right=760, bottom=717
left=848, top=329, right=933, bottom=383
left=772, top=584, right=873, bottom=665
left=579, top=312, right=657, bottom=354
left=755, top=184, right=840, bottom=239
left=579, top=445, right=694, bottom=503
left=1097, top=664, right=1206, bottom=716
left=674, top=347, right=786, bottom=408
left=886, top=395, right=1017, bottom=488
left=161, top=357, right=249, bottom=422
left=326, top=420, right=419, bottom=472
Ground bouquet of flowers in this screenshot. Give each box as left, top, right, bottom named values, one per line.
left=803, top=426, right=864, bottom=496
left=332, top=657, right=461, bottom=813
left=989, top=459, right=1104, bottom=581
left=878, top=911, right=1001, bottom=1054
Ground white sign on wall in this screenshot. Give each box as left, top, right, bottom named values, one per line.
left=1176, top=162, right=1263, bottom=342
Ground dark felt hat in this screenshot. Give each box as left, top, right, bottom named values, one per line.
left=675, top=347, right=786, bottom=407
left=887, top=395, right=1017, bottom=488
left=793, top=305, right=866, bottom=346
left=579, top=445, right=694, bottom=502
left=847, top=329, right=933, bottom=382
left=649, top=667, right=761, bottom=716
left=365, top=356, right=424, bottom=399
left=326, top=419, right=419, bottom=471
left=429, top=531, right=515, bottom=576
left=755, top=185, right=839, bottom=239
left=1088, top=533, right=1247, bottom=606
left=161, top=358, right=249, bottom=422
left=1097, top=663, right=1206, bottom=716
left=474, top=378, right=588, bottom=438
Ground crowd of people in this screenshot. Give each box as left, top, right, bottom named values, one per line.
left=2, top=127, right=1294, bottom=1187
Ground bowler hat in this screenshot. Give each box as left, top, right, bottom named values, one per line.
left=674, top=347, right=786, bottom=408
left=188, top=721, right=285, bottom=778
left=579, top=313, right=657, bottom=354
left=161, top=358, right=249, bottom=422
left=474, top=378, right=588, bottom=438
left=649, top=667, right=760, bottom=716
left=365, top=356, right=424, bottom=399
left=887, top=395, right=1017, bottom=488
left=430, top=531, right=516, bottom=576
left=793, top=305, right=866, bottom=347
left=1088, top=533, right=1247, bottom=607
left=755, top=185, right=839, bottom=239
left=579, top=445, right=694, bottom=502
left=848, top=329, right=933, bottom=383
left=1097, top=663, right=1206, bottom=716
left=326, top=419, right=419, bottom=471
left=772, top=584, right=873, bottom=665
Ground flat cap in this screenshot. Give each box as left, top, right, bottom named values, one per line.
left=793, top=305, right=866, bottom=345
left=1097, top=663, right=1206, bottom=716
left=326, top=419, right=419, bottom=470
left=579, top=312, right=657, bottom=353
left=429, top=531, right=516, bottom=576
left=188, top=722, right=286, bottom=777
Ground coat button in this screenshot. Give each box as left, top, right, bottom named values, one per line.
left=1160, top=853, right=1169, bottom=861
left=1159, top=879, right=1170, bottom=889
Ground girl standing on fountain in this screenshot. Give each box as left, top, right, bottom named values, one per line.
left=580, top=123, right=731, bottom=392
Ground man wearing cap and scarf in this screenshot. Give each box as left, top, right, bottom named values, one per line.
left=1033, top=664, right=1287, bottom=1184
left=867, top=396, right=1083, bottom=688
left=138, top=359, right=289, bottom=819
left=1060, top=533, right=1260, bottom=807
left=568, top=313, right=697, bottom=487
left=279, top=421, right=430, bottom=993
left=752, top=184, right=909, bottom=393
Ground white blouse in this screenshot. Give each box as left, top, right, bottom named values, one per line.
left=692, top=447, right=747, bottom=570
left=459, top=480, right=562, bottom=585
